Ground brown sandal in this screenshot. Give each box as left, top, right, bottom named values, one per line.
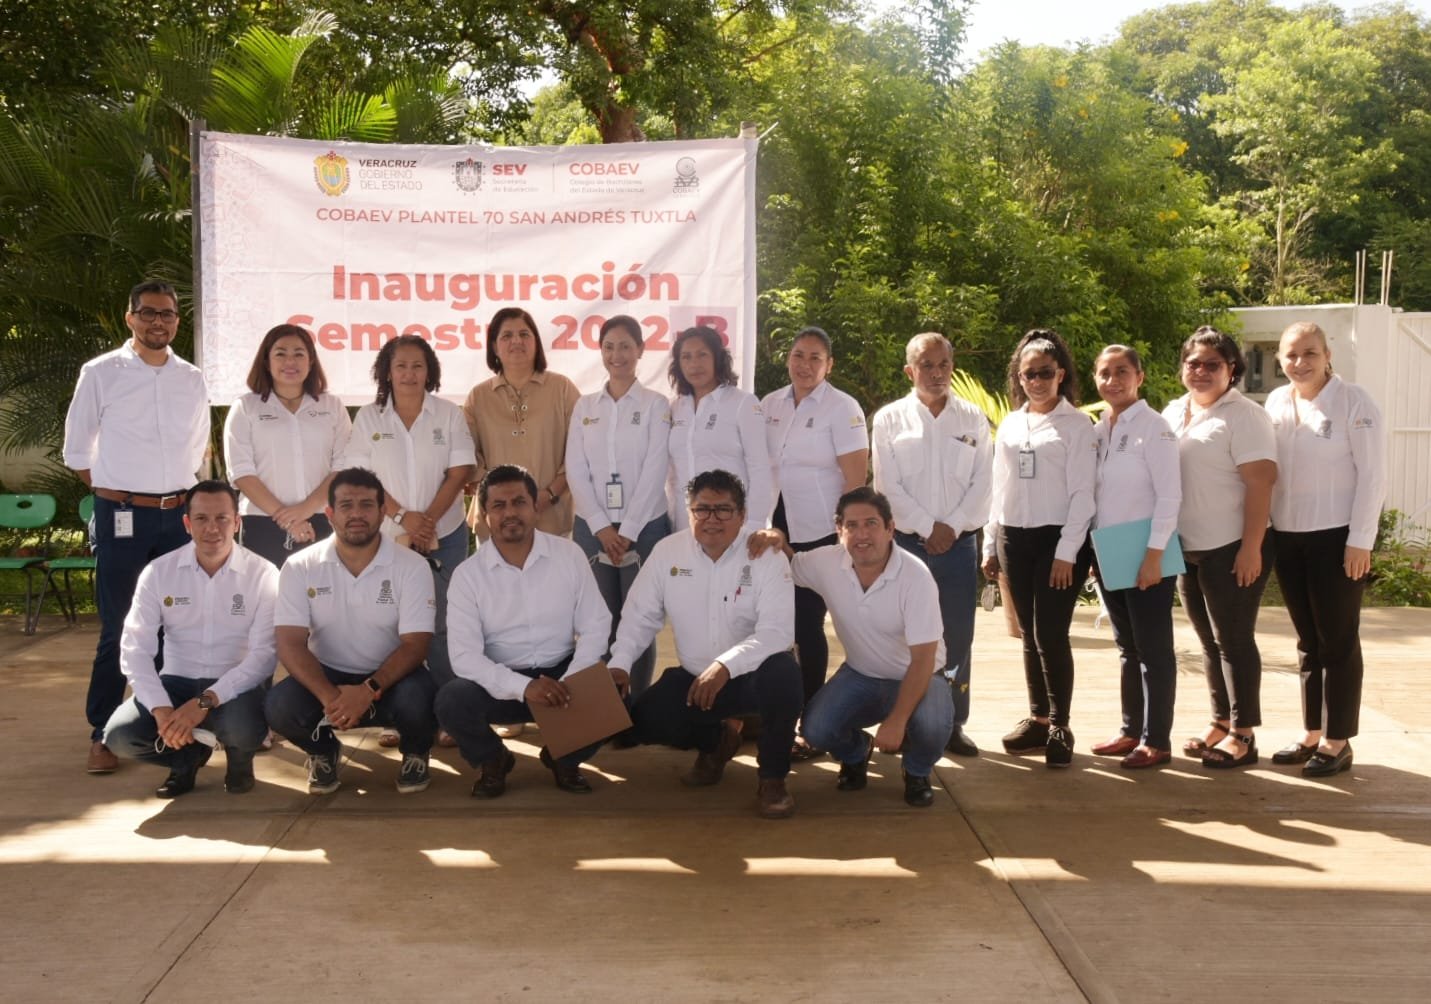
left=1182, top=721, right=1230, bottom=759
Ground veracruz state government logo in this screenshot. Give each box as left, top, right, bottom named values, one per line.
left=313, top=151, right=351, bottom=197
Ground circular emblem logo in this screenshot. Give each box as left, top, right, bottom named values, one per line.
left=670, top=566, right=678, bottom=576
left=372, top=432, right=381, bottom=441
left=163, top=596, right=174, bottom=607
left=307, top=587, right=317, bottom=598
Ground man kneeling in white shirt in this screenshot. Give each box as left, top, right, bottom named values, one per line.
left=752, top=487, right=951, bottom=807
left=608, top=469, right=802, bottom=819
left=103, top=481, right=278, bottom=798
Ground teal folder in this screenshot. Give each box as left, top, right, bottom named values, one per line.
left=1090, top=518, right=1186, bottom=591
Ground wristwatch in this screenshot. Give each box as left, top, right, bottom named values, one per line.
left=547, top=489, right=560, bottom=505
left=392, top=508, right=408, bottom=525
left=197, top=691, right=219, bottom=711
left=364, top=676, right=383, bottom=699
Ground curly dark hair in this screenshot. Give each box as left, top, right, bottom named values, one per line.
left=668, top=326, right=736, bottom=397
left=372, top=334, right=440, bottom=408
left=684, top=468, right=746, bottom=512
left=1007, top=328, right=1079, bottom=408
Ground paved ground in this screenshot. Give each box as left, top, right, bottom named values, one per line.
left=1, top=603, right=1427, bottom=1002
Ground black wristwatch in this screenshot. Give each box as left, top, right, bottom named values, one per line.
left=197, top=691, right=219, bottom=711
left=364, top=676, right=383, bottom=699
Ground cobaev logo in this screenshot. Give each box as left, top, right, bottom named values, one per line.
left=313, top=151, right=351, bottom=197
left=673, top=156, right=699, bottom=195
left=453, top=157, right=483, bottom=193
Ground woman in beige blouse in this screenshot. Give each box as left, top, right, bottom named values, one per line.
left=464, top=307, right=581, bottom=539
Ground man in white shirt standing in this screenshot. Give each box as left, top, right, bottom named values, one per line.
left=608, top=469, right=802, bottom=819
left=102, top=481, right=277, bottom=798
left=752, top=487, right=951, bottom=807
left=64, top=280, right=210, bottom=774
left=871, top=333, right=992, bottom=757
left=438, top=465, right=614, bottom=798
left=266, top=468, right=438, bottom=795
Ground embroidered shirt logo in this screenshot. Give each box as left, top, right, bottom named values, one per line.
left=377, top=579, right=395, bottom=604
left=231, top=593, right=246, bottom=615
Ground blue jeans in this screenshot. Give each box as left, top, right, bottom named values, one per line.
left=895, top=531, right=976, bottom=726
left=434, top=657, right=601, bottom=770
left=265, top=665, right=438, bottom=757
left=572, top=514, right=670, bottom=697
left=801, top=664, right=954, bottom=778
left=104, top=675, right=268, bottom=771
left=89, top=496, right=191, bottom=739
left=424, top=523, right=471, bottom=687
left=1094, top=570, right=1178, bottom=750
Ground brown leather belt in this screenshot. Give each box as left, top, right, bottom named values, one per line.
left=93, top=488, right=189, bottom=510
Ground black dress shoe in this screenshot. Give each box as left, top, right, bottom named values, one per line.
left=1302, top=744, right=1353, bottom=778
left=540, top=747, right=593, bottom=794
left=472, top=750, right=516, bottom=798
left=836, top=759, right=868, bottom=791
left=903, top=771, right=935, bottom=807
left=1271, top=741, right=1319, bottom=765
left=945, top=727, right=979, bottom=758
left=224, top=762, right=256, bottom=794
left=156, top=744, right=211, bottom=798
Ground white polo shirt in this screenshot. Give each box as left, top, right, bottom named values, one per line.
left=1162, top=388, right=1278, bottom=551
left=566, top=383, right=672, bottom=539
left=609, top=528, right=794, bottom=678
left=447, top=531, right=612, bottom=701
left=667, top=385, right=773, bottom=532
left=790, top=544, right=944, bottom=680
left=1093, top=399, right=1182, bottom=550
left=224, top=391, right=353, bottom=517
left=762, top=381, right=869, bottom=543
left=275, top=535, right=436, bottom=676
left=119, top=542, right=278, bottom=711
left=871, top=392, right=992, bottom=540
left=1266, top=376, right=1386, bottom=549
left=985, top=398, right=1098, bottom=563
left=63, top=343, right=210, bottom=492
left=344, top=393, right=477, bottom=539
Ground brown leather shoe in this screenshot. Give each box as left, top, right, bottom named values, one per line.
left=756, top=778, right=796, bottom=819
left=681, top=719, right=743, bottom=786
left=87, top=740, right=118, bottom=774
left=471, top=750, right=516, bottom=798
left=1091, top=735, right=1138, bottom=757
left=539, top=747, right=593, bottom=794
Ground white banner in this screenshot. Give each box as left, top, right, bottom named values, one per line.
left=197, top=132, right=756, bottom=405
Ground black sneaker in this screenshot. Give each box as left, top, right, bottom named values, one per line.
left=903, top=771, right=935, bottom=807
left=396, top=754, right=430, bottom=794
left=1002, top=718, right=1049, bottom=755
left=836, top=759, right=868, bottom=791
left=224, top=757, right=255, bottom=794
left=307, top=749, right=341, bottom=794
left=1046, top=725, right=1074, bottom=768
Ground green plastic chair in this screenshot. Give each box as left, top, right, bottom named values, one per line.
left=0, top=493, right=58, bottom=635
left=42, top=495, right=97, bottom=626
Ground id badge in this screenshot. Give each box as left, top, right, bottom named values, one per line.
left=605, top=478, right=624, bottom=510
left=113, top=508, right=135, bottom=538
left=1017, top=447, right=1036, bottom=480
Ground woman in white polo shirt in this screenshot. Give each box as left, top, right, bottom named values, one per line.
left=565, top=315, right=672, bottom=697
left=1087, top=345, right=1182, bottom=769
left=666, top=325, right=772, bottom=533
left=224, top=324, right=352, bottom=566
left=1265, top=321, right=1386, bottom=778
left=983, top=329, right=1096, bottom=769
left=761, top=326, right=869, bottom=710
left=1163, top=326, right=1277, bottom=770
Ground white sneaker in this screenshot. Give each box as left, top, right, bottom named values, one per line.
left=493, top=723, right=525, bottom=739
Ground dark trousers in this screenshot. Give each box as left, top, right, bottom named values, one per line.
left=998, top=525, right=1092, bottom=727
left=265, top=666, right=437, bottom=757
left=434, top=657, right=600, bottom=770
left=572, top=514, right=670, bottom=697
left=631, top=653, right=803, bottom=779
left=774, top=496, right=837, bottom=702
left=240, top=512, right=332, bottom=567
left=103, top=675, right=267, bottom=772
left=88, top=495, right=191, bottom=739
left=1094, top=569, right=1178, bottom=750
left=895, top=530, right=977, bottom=726
left=1179, top=535, right=1274, bottom=730
left=1273, top=526, right=1365, bottom=740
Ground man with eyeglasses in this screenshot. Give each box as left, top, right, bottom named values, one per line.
left=870, top=332, right=992, bottom=758
left=64, top=280, right=211, bottom=775
left=607, top=469, right=802, bottom=818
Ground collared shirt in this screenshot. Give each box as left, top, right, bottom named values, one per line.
left=1093, top=399, right=1182, bottom=550
left=63, top=343, right=210, bottom=492
left=565, top=382, right=671, bottom=539
left=667, top=385, right=773, bottom=532
left=762, top=381, right=868, bottom=543
left=871, top=391, right=992, bottom=540
left=1266, top=376, right=1386, bottom=548
left=224, top=391, right=353, bottom=517
left=1162, top=388, right=1278, bottom=551
left=790, top=544, right=944, bottom=680
left=609, top=528, right=794, bottom=678
left=446, top=530, right=612, bottom=701
left=985, top=398, right=1098, bottom=563
left=119, top=542, right=278, bottom=710
left=463, top=370, right=582, bottom=537
left=274, top=535, right=436, bottom=676
left=344, top=393, right=477, bottom=539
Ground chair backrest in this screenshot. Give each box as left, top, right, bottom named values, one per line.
left=0, top=494, right=57, bottom=531
left=79, top=494, right=94, bottom=522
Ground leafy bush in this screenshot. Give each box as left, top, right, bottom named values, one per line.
left=1369, top=510, right=1431, bottom=607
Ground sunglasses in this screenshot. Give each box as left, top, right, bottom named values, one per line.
left=1183, top=359, right=1226, bottom=373
left=1019, top=367, right=1058, bottom=382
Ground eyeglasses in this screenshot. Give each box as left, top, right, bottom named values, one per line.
left=133, top=308, right=180, bottom=323
left=1183, top=358, right=1225, bottom=373
left=1019, top=367, right=1058, bottom=382
left=690, top=505, right=739, bottom=522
